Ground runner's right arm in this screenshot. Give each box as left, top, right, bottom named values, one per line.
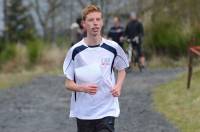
left=65, top=79, right=98, bottom=95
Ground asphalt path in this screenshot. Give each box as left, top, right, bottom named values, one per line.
left=0, top=68, right=184, bottom=132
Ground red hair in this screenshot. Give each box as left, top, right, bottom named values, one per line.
left=82, top=5, right=101, bottom=20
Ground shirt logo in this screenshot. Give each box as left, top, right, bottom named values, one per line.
left=101, top=58, right=111, bottom=66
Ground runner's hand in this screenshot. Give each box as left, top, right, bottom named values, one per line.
left=133, top=36, right=139, bottom=44
left=120, top=36, right=124, bottom=42
left=111, top=85, right=122, bottom=97
left=79, top=84, right=98, bottom=95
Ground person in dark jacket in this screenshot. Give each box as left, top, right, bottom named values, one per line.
left=125, top=12, right=145, bottom=68
left=107, top=16, right=124, bottom=49
left=70, top=17, right=85, bottom=46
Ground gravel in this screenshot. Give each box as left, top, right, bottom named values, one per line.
left=0, top=68, right=184, bottom=132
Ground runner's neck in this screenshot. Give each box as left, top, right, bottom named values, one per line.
left=84, top=36, right=102, bottom=46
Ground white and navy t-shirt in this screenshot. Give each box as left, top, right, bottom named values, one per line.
left=63, top=38, right=129, bottom=119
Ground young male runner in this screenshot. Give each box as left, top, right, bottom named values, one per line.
left=63, top=4, right=129, bottom=132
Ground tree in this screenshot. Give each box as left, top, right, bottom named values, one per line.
left=3, top=0, right=8, bottom=43
left=4, top=0, right=35, bottom=42
left=32, top=0, right=65, bottom=43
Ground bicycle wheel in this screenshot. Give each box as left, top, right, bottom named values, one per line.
left=132, top=47, right=143, bottom=72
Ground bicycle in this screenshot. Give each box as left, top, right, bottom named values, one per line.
left=123, top=38, right=143, bottom=72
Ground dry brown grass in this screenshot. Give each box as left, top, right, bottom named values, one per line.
left=147, top=55, right=188, bottom=69
left=1, top=44, right=27, bottom=72
left=0, top=68, right=44, bottom=89
left=0, top=44, right=68, bottom=89
left=39, top=46, right=66, bottom=71
left=1, top=44, right=67, bottom=73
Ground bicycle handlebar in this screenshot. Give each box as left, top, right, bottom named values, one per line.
left=123, top=38, right=139, bottom=44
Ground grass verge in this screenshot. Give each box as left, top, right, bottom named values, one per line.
left=146, top=55, right=188, bottom=69
left=0, top=44, right=66, bottom=90
left=0, top=67, right=62, bottom=90
left=153, top=67, right=200, bottom=132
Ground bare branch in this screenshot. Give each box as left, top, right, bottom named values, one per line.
left=77, top=0, right=86, bottom=8
left=34, top=0, right=45, bottom=27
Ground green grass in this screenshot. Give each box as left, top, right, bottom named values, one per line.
left=153, top=68, right=200, bottom=132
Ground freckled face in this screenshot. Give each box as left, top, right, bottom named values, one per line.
left=82, top=12, right=103, bottom=37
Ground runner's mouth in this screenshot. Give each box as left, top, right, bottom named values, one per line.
left=92, top=27, right=99, bottom=32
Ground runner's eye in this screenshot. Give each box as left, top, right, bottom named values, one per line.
left=96, top=18, right=101, bottom=21
left=88, top=18, right=94, bottom=22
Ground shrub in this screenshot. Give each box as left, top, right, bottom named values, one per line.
left=191, top=28, right=200, bottom=45
left=0, top=44, right=16, bottom=64
left=145, top=19, right=188, bottom=58
left=26, top=40, right=43, bottom=65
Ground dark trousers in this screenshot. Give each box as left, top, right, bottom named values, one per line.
left=76, top=116, right=115, bottom=132
left=132, top=43, right=142, bottom=57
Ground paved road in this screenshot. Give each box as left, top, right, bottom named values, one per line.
left=0, top=68, right=183, bottom=132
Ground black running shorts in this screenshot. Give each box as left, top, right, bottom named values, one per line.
left=76, top=116, right=115, bottom=132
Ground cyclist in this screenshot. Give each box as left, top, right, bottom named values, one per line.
left=124, top=12, right=145, bottom=69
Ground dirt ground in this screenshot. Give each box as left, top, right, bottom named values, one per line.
left=0, top=68, right=184, bottom=132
